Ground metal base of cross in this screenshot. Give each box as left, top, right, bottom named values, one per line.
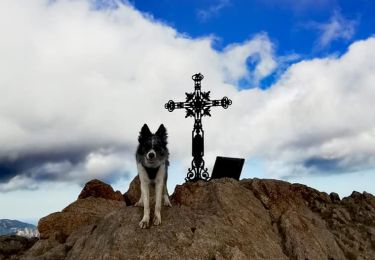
left=185, top=159, right=210, bottom=182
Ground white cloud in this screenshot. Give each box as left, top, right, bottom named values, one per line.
left=0, top=0, right=275, bottom=191
left=0, top=0, right=374, bottom=194
left=314, top=11, right=357, bottom=48
left=197, top=0, right=231, bottom=21
left=221, top=33, right=277, bottom=85
left=219, top=37, right=375, bottom=177
left=0, top=175, right=38, bottom=193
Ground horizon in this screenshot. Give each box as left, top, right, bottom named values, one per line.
left=0, top=0, right=375, bottom=223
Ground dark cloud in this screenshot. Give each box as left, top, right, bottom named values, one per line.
left=303, top=157, right=342, bottom=172
left=302, top=154, right=375, bottom=175
left=0, top=146, right=133, bottom=192
left=0, top=163, right=19, bottom=182
left=0, top=148, right=89, bottom=183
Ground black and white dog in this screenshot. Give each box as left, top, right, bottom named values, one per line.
left=135, top=124, right=172, bottom=228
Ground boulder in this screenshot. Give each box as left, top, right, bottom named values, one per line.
left=78, top=179, right=124, bottom=201
left=330, top=192, right=341, bottom=203
left=38, top=198, right=125, bottom=240
left=123, top=175, right=141, bottom=205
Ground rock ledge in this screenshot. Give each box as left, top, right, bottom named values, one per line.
left=9, top=177, right=375, bottom=260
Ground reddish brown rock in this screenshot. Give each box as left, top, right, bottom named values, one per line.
left=38, top=197, right=125, bottom=240
left=242, top=178, right=375, bottom=260
left=20, top=177, right=375, bottom=260
left=123, top=175, right=141, bottom=205
left=78, top=179, right=123, bottom=201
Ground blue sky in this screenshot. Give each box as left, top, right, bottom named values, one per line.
left=130, top=0, right=374, bottom=88
left=0, top=0, right=375, bottom=224
left=130, top=0, right=370, bottom=53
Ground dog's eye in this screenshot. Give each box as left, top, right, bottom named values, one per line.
left=142, top=146, right=151, bottom=153
left=156, top=148, right=165, bottom=155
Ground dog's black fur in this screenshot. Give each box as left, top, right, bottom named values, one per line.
left=135, top=124, right=171, bottom=228
left=136, top=124, right=169, bottom=178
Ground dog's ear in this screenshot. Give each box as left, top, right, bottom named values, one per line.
left=138, top=124, right=152, bottom=143
left=156, top=124, right=167, bottom=143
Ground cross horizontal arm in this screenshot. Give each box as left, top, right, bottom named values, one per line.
left=165, top=100, right=188, bottom=112
left=210, top=96, right=232, bottom=109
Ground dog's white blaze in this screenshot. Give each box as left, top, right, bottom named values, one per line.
left=151, top=136, right=156, bottom=148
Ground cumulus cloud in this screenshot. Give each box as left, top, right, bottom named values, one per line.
left=0, top=0, right=276, bottom=191
left=220, top=34, right=277, bottom=85
left=218, top=37, right=375, bottom=178
left=0, top=0, right=374, bottom=192
left=0, top=175, right=38, bottom=192
left=312, top=11, right=357, bottom=48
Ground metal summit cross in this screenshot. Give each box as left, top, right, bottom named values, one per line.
left=165, top=73, right=232, bottom=182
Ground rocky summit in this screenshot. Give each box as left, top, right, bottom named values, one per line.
left=3, top=177, right=375, bottom=260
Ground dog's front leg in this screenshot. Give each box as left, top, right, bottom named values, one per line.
left=163, top=185, right=172, bottom=207
left=153, top=165, right=165, bottom=226
left=138, top=164, right=150, bottom=229
left=139, top=180, right=150, bottom=228
left=153, top=180, right=163, bottom=226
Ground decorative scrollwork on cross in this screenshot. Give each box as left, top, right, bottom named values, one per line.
left=165, top=73, right=232, bottom=182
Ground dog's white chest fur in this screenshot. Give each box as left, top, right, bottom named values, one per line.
left=136, top=162, right=171, bottom=228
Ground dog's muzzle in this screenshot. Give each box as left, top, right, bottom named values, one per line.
left=147, top=150, right=156, bottom=160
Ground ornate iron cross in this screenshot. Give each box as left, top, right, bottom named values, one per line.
left=165, top=73, right=232, bottom=182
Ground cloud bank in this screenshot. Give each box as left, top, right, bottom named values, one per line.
left=0, top=0, right=374, bottom=191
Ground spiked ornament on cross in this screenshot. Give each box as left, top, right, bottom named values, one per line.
left=165, top=73, right=232, bottom=182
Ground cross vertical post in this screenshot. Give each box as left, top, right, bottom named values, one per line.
left=165, top=73, right=232, bottom=182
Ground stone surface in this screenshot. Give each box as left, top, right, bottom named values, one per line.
left=123, top=175, right=141, bottom=205
left=330, top=192, right=341, bottom=203
left=78, top=179, right=124, bottom=201
left=15, top=177, right=375, bottom=260
left=0, top=235, right=38, bottom=260
left=38, top=197, right=125, bottom=240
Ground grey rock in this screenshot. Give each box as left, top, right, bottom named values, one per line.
left=15, top=177, right=375, bottom=260
left=330, top=192, right=341, bottom=203
left=0, top=235, right=37, bottom=260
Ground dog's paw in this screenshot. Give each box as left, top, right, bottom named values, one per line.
left=164, top=199, right=172, bottom=207
left=139, top=218, right=149, bottom=229
left=153, top=215, right=161, bottom=226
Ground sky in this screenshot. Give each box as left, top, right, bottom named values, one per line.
left=0, top=0, right=375, bottom=225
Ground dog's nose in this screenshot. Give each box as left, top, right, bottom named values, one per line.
left=148, top=152, right=155, bottom=159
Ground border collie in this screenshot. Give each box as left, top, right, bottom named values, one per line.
left=135, top=124, right=172, bottom=228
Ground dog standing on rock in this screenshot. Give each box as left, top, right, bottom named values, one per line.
left=135, top=124, right=172, bottom=228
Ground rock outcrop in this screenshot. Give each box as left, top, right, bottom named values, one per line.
left=123, top=175, right=141, bottom=205
left=78, top=179, right=124, bottom=202
left=13, top=177, right=375, bottom=259
left=0, top=235, right=38, bottom=260
left=37, top=198, right=125, bottom=241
